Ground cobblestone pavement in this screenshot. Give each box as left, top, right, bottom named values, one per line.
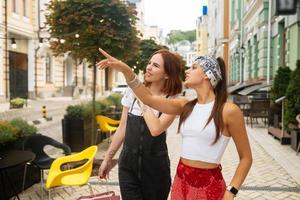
left=4, top=93, right=300, bottom=200
left=17, top=118, right=300, bottom=200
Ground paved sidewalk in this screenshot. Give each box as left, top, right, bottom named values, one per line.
left=7, top=91, right=300, bottom=199
left=18, top=117, right=300, bottom=200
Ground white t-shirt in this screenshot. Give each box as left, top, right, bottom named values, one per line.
left=121, top=88, right=178, bottom=117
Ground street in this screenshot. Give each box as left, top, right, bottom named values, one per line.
left=3, top=92, right=297, bottom=200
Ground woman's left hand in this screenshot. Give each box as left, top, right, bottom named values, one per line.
left=222, top=191, right=235, bottom=200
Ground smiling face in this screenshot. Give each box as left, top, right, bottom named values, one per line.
left=184, top=63, right=209, bottom=88
left=144, top=53, right=167, bottom=83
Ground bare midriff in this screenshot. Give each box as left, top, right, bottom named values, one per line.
left=181, top=157, right=220, bottom=169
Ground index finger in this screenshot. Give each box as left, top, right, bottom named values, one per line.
left=98, top=48, right=114, bottom=59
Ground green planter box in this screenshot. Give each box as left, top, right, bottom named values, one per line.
left=0, top=164, right=41, bottom=198
left=62, top=118, right=98, bottom=152
left=290, top=129, right=300, bottom=151
left=0, top=139, right=41, bottom=199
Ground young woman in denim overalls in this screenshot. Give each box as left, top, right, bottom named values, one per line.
left=98, top=49, right=183, bottom=200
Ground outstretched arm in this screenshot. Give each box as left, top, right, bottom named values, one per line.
left=97, top=48, right=187, bottom=115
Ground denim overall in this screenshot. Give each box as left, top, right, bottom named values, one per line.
left=118, top=98, right=171, bottom=200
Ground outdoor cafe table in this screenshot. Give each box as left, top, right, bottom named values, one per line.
left=0, top=150, right=35, bottom=200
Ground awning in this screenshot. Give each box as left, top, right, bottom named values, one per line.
left=227, top=82, right=261, bottom=94
left=238, top=83, right=272, bottom=96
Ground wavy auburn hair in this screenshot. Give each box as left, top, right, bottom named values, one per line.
left=144, top=49, right=183, bottom=96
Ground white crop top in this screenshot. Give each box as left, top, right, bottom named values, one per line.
left=179, top=100, right=230, bottom=164
left=121, top=88, right=160, bottom=116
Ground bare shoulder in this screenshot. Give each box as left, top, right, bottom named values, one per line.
left=223, top=102, right=243, bottom=119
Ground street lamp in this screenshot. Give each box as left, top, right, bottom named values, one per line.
left=239, top=45, right=245, bottom=83
left=39, top=38, right=43, bottom=48
left=11, top=38, right=17, bottom=49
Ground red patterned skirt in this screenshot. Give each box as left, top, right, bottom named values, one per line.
left=171, top=159, right=226, bottom=200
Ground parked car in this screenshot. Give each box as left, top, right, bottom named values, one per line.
left=112, top=84, right=128, bottom=95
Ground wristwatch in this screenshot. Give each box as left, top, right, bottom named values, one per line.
left=226, top=185, right=238, bottom=196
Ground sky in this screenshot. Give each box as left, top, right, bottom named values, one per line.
left=143, top=0, right=205, bottom=35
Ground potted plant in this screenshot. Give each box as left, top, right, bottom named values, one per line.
left=0, top=118, right=38, bottom=150
left=0, top=121, right=18, bottom=150
left=9, top=118, right=38, bottom=149
left=9, top=97, right=26, bottom=109
left=270, top=66, right=291, bottom=128
left=62, top=94, right=122, bottom=152
left=0, top=119, right=39, bottom=198
left=62, top=103, right=94, bottom=152
left=285, top=60, right=300, bottom=150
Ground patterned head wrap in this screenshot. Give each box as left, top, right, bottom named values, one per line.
left=193, top=55, right=222, bottom=88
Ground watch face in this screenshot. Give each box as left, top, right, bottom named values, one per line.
left=227, top=186, right=238, bottom=195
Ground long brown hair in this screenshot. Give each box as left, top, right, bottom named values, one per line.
left=144, top=49, right=183, bottom=96
left=178, top=57, right=228, bottom=144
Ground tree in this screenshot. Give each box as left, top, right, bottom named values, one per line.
left=285, top=60, right=300, bottom=129
left=45, top=0, right=140, bottom=144
left=45, top=0, right=140, bottom=64
left=166, top=30, right=196, bottom=45
left=271, top=66, right=291, bottom=103
left=128, top=39, right=165, bottom=73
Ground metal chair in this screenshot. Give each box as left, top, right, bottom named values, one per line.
left=249, top=99, right=270, bottom=127
left=22, top=134, right=71, bottom=198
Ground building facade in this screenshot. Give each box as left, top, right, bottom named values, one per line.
left=0, top=0, right=38, bottom=100
left=207, top=0, right=230, bottom=71
left=171, top=40, right=197, bottom=67
left=1, top=0, right=146, bottom=100
left=196, top=6, right=209, bottom=56
left=0, top=0, right=4, bottom=100
left=38, top=0, right=97, bottom=99
left=228, top=0, right=300, bottom=85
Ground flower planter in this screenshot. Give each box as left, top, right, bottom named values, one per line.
left=0, top=139, right=41, bottom=198
left=290, top=129, right=300, bottom=151
left=0, top=163, right=41, bottom=198
left=62, top=117, right=98, bottom=152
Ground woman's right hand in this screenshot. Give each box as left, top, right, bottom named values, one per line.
left=98, top=159, right=112, bottom=180
left=97, top=48, right=131, bottom=73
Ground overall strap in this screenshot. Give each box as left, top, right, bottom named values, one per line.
left=129, top=98, right=137, bottom=113
left=158, top=95, right=169, bottom=117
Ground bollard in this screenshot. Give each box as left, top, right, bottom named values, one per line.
left=42, top=105, right=47, bottom=118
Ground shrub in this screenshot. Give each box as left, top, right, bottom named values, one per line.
left=106, top=93, right=122, bottom=108
left=65, top=94, right=122, bottom=120
left=10, top=97, right=26, bottom=108
left=65, top=104, right=85, bottom=119
left=0, top=121, right=18, bottom=147
left=271, top=66, right=291, bottom=103
left=9, top=118, right=38, bottom=138
left=285, top=60, right=300, bottom=129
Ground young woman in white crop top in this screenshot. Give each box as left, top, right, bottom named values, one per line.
left=97, top=48, right=253, bottom=200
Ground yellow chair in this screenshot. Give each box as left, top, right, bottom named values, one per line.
left=95, top=115, right=120, bottom=143
left=46, top=146, right=98, bottom=199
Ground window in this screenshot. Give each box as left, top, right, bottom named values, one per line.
left=45, top=54, right=53, bottom=83
left=23, top=0, right=28, bottom=17
left=12, top=0, right=17, bottom=13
